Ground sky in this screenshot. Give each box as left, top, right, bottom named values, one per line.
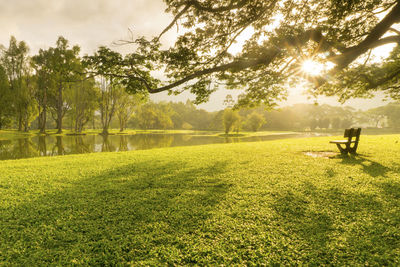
left=0, top=0, right=393, bottom=111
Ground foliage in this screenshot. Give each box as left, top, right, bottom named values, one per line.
left=34, top=36, right=82, bottom=133
left=383, top=102, right=400, bottom=128
left=0, top=65, right=12, bottom=129
left=111, top=0, right=400, bottom=107
left=1, top=36, right=37, bottom=131
left=223, top=108, right=240, bottom=134
left=85, top=47, right=130, bottom=135
left=66, top=78, right=99, bottom=133
left=0, top=135, right=400, bottom=264
left=244, top=111, right=265, bottom=132
left=115, top=88, right=147, bottom=132
left=136, top=102, right=174, bottom=130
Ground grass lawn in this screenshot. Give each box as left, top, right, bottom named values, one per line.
left=0, top=135, right=399, bottom=265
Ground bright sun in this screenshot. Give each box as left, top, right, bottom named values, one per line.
left=301, top=59, right=325, bottom=76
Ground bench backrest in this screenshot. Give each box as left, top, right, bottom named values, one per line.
left=344, top=128, right=361, bottom=142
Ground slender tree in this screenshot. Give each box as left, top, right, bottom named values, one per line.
left=32, top=48, right=55, bottom=133
left=115, top=88, right=147, bottom=132
left=84, top=47, right=125, bottom=135
left=0, top=65, right=12, bottom=129
left=66, top=77, right=99, bottom=133
left=1, top=36, right=36, bottom=131
left=223, top=108, right=240, bottom=134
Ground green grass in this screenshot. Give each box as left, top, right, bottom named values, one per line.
left=1, top=135, right=400, bottom=265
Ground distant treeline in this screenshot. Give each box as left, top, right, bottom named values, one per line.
left=1, top=36, right=399, bottom=133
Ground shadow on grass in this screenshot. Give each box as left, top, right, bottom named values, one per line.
left=0, top=159, right=231, bottom=265
left=338, top=154, right=393, bottom=177
left=271, top=181, right=399, bottom=265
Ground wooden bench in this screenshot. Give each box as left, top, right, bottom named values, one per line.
left=330, top=128, right=361, bottom=154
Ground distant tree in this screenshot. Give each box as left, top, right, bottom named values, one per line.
left=1, top=36, right=37, bottom=131
left=223, top=108, right=240, bottom=134
left=115, top=89, right=147, bottom=132
left=0, top=65, right=12, bottom=129
left=32, top=48, right=54, bottom=133
left=331, top=117, right=342, bottom=129
left=66, top=78, right=99, bottom=133
left=20, top=74, right=38, bottom=131
left=341, top=118, right=353, bottom=128
left=384, top=103, right=400, bottom=128
left=84, top=47, right=124, bottom=135
left=181, top=122, right=193, bottom=130
left=245, top=111, right=265, bottom=132
left=156, top=111, right=174, bottom=129
left=154, top=102, right=174, bottom=130
left=310, top=118, right=318, bottom=131
left=233, top=116, right=242, bottom=134
left=136, top=103, right=158, bottom=129
left=319, top=117, right=330, bottom=129
left=99, top=80, right=122, bottom=135
left=366, top=106, right=387, bottom=128
left=209, top=110, right=224, bottom=131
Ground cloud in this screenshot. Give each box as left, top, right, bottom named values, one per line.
left=0, top=0, right=173, bottom=54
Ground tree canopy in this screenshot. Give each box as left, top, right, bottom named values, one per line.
left=112, top=0, right=400, bottom=107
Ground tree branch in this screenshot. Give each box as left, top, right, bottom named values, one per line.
left=157, top=4, right=191, bottom=41
left=332, top=3, right=400, bottom=70
left=186, top=0, right=248, bottom=13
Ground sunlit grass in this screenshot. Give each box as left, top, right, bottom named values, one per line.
left=0, top=135, right=399, bottom=265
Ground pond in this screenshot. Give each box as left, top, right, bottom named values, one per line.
left=0, top=132, right=325, bottom=160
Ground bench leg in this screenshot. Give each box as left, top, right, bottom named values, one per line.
left=336, top=144, right=349, bottom=154
left=349, top=141, right=359, bottom=154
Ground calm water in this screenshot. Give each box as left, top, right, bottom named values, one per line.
left=0, top=132, right=324, bottom=160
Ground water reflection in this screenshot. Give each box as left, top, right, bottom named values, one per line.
left=0, top=133, right=320, bottom=160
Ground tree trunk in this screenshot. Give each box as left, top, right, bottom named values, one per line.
left=57, top=83, right=63, bottom=134
left=23, top=115, right=29, bottom=132
left=39, top=88, right=47, bottom=134
left=119, top=116, right=125, bottom=132
left=18, top=113, right=22, bottom=131
left=102, top=127, right=109, bottom=135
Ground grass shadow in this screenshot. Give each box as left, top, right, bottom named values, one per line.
left=0, top=159, right=231, bottom=265
left=338, top=154, right=392, bottom=177
left=271, top=181, right=397, bottom=265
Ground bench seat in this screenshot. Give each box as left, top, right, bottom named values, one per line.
left=329, top=140, right=357, bottom=144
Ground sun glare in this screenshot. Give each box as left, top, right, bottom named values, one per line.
left=301, top=59, right=325, bottom=76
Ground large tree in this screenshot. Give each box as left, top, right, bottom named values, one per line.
left=32, top=48, right=54, bottom=133
left=48, top=37, right=81, bottom=134
left=110, top=0, right=400, bottom=106
left=1, top=36, right=37, bottom=131
left=0, top=65, right=12, bottom=129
